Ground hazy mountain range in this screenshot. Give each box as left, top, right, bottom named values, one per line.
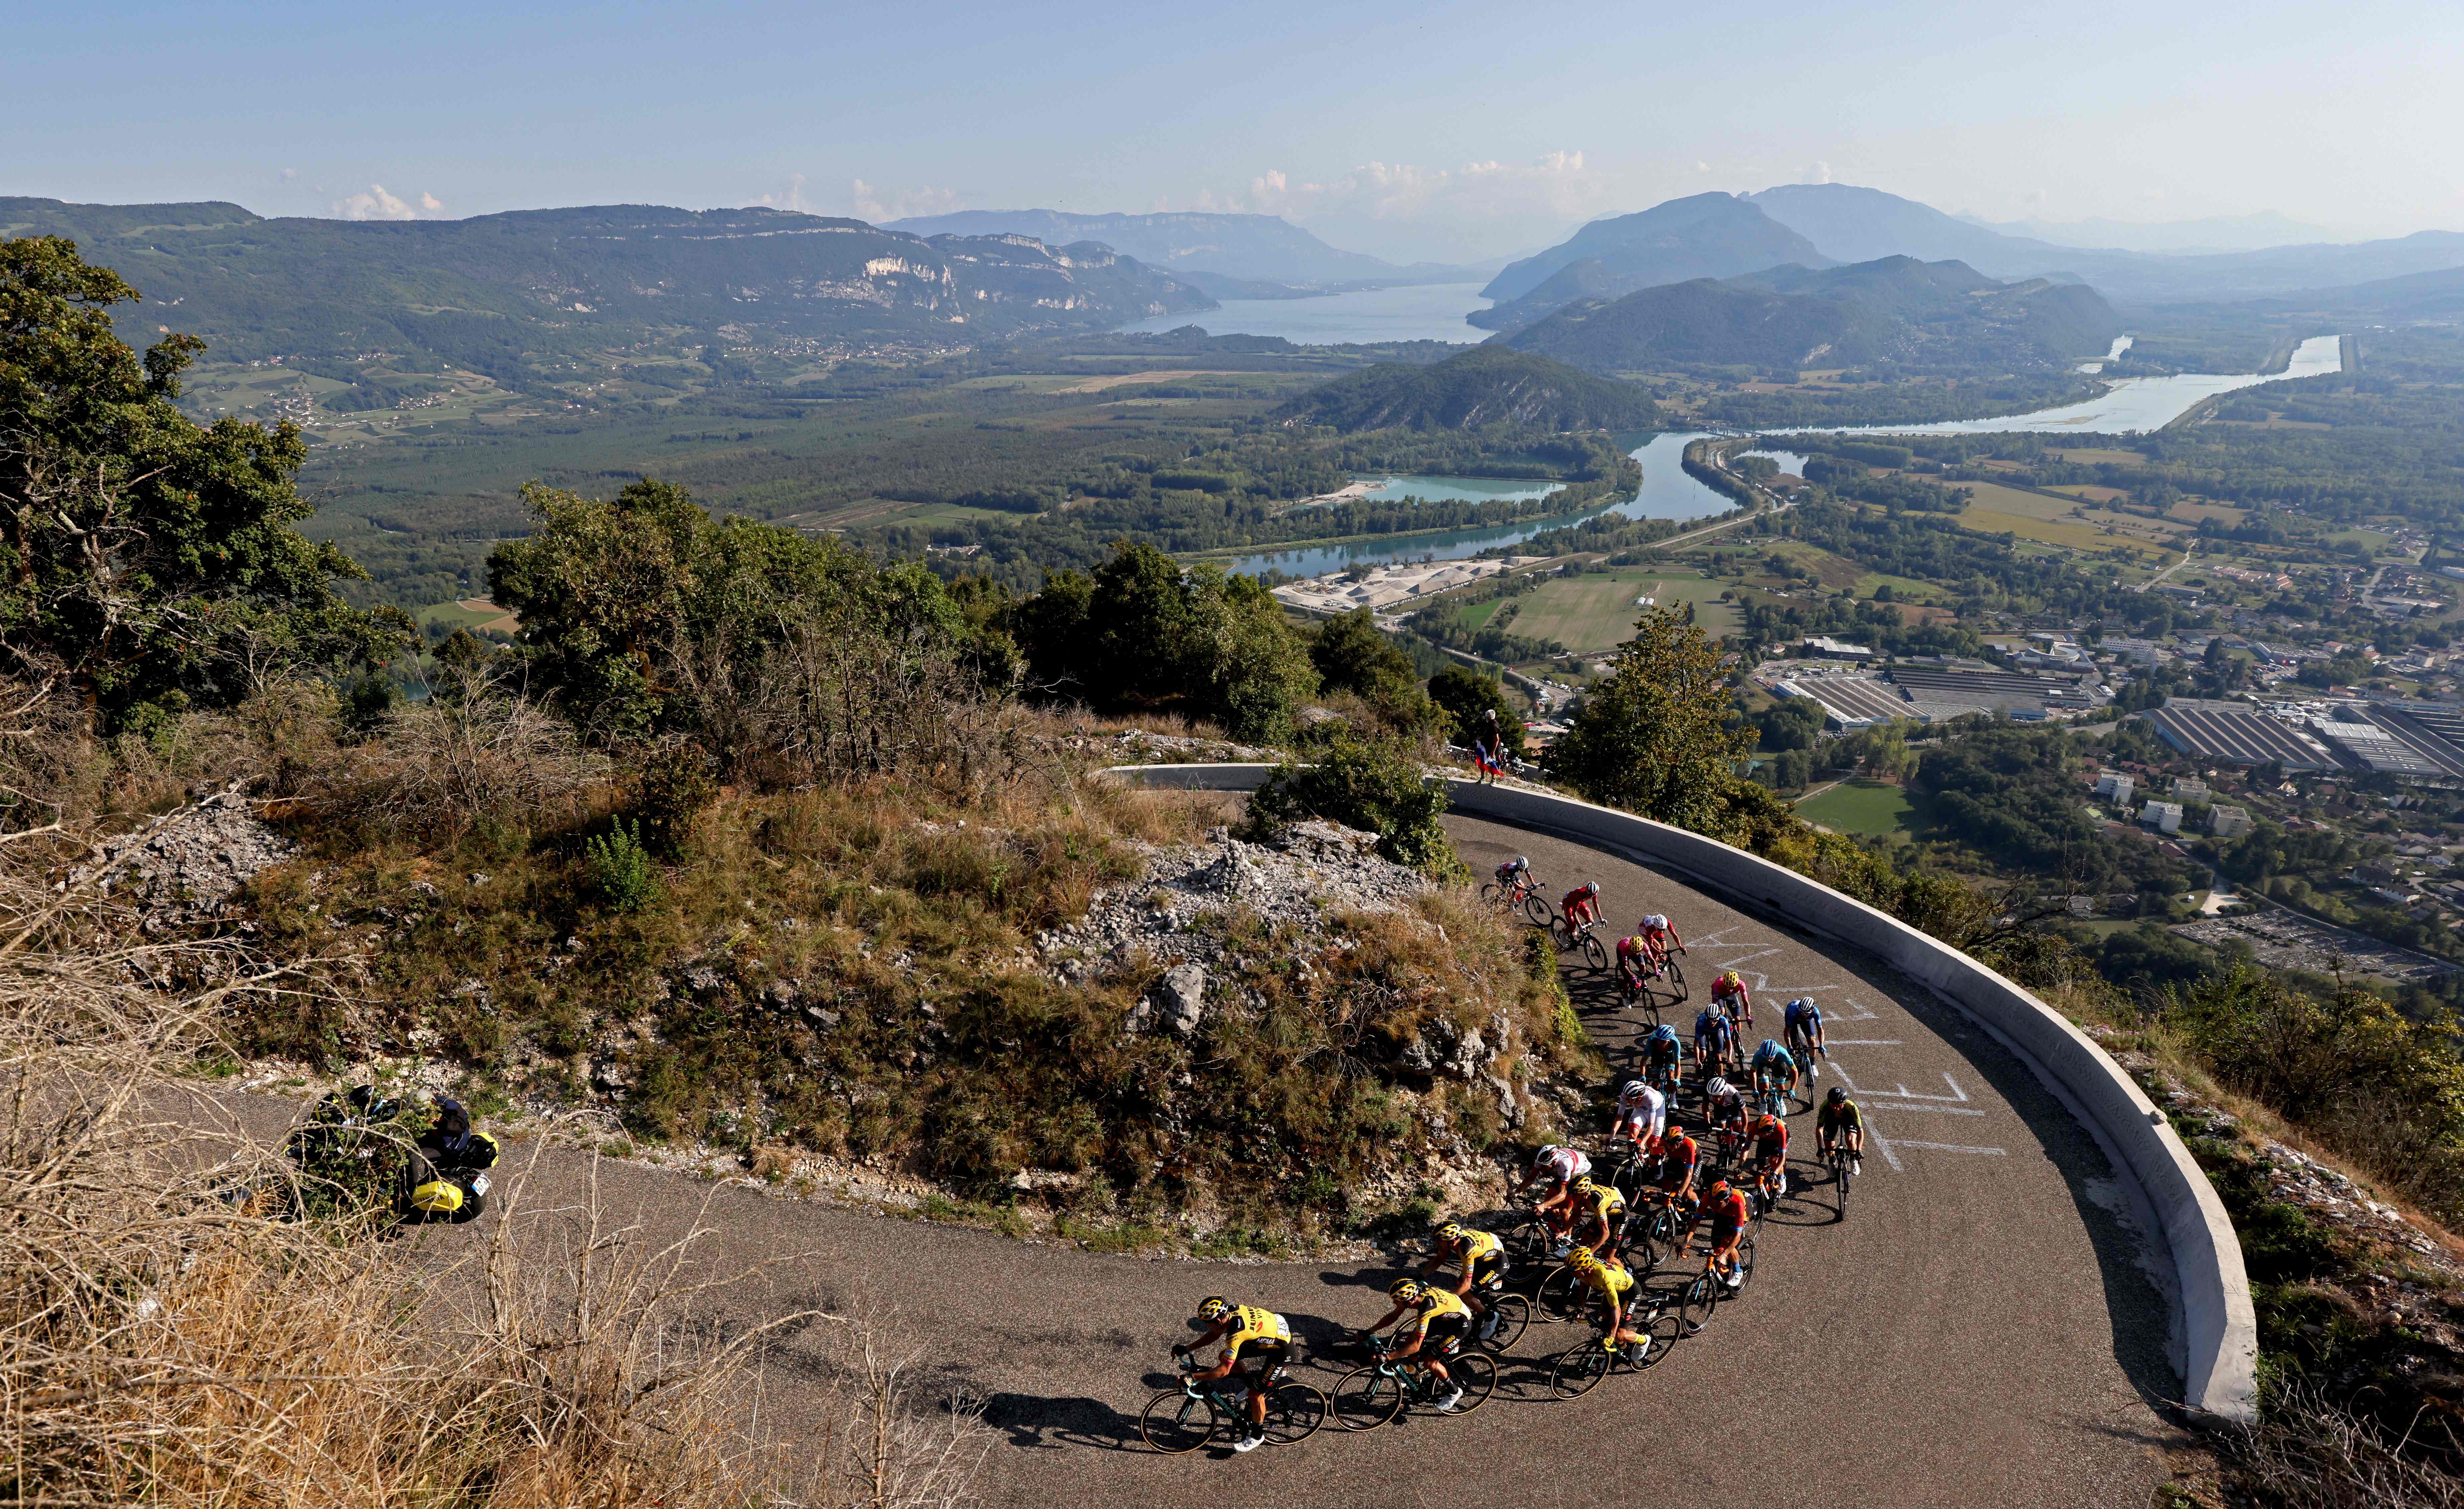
left=1494, top=256, right=2121, bottom=377
left=887, top=209, right=1480, bottom=293
left=0, top=197, right=1209, bottom=375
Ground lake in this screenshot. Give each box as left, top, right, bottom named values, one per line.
left=1217, top=430, right=1763, bottom=578
left=1114, top=282, right=1492, bottom=345
left=1802, top=333, right=2346, bottom=437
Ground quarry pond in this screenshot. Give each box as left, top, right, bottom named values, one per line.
left=1218, top=432, right=1796, bottom=579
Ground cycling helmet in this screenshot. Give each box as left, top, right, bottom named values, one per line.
left=1720, top=970, right=1742, bottom=987
left=1708, top=1176, right=1732, bottom=1195
left=1650, top=1023, right=1679, bottom=1043
left=1646, top=914, right=1667, bottom=929
left=1827, top=1086, right=1848, bottom=1105
left=1198, top=1296, right=1233, bottom=1322
left=1516, top=856, right=1528, bottom=869
left=1436, top=1220, right=1464, bottom=1242
left=1580, top=881, right=1600, bottom=897
left=1533, top=1144, right=1564, bottom=1168
left=1566, top=1244, right=1596, bottom=1266
left=1621, top=1080, right=1649, bottom=1101
left=1705, top=1076, right=1735, bottom=1099
left=1388, top=1277, right=1426, bottom=1304
left=1572, top=1175, right=1596, bottom=1196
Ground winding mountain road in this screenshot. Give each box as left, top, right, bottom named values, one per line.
left=233, top=811, right=2186, bottom=1506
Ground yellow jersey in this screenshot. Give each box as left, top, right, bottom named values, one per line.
left=1573, top=1255, right=1634, bottom=1303
left=1452, top=1229, right=1503, bottom=1264
left=1411, top=1288, right=1473, bottom=1333
left=1225, top=1305, right=1290, bottom=1349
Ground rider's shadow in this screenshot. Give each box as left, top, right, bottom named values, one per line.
left=976, top=1392, right=1142, bottom=1452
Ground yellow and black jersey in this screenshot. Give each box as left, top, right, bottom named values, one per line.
left=1225, top=1305, right=1290, bottom=1350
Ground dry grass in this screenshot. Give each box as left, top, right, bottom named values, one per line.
left=0, top=822, right=992, bottom=1506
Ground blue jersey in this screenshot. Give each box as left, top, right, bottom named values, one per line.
left=1786, top=1000, right=1822, bottom=1032
left=1694, top=1011, right=1733, bottom=1048
left=1752, top=1039, right=1794, bottom=1072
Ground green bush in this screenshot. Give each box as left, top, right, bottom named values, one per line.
left=584, top=819, right=662, bottom=913
left=628, top=744, right=718, bottom=859
left=1243, top=731, right=1459, bottom=875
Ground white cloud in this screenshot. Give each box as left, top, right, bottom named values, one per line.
left=332, top=183, right=444, bottom=221
left=850, top=178, right=963, bottom=223
left=750, top=173, right=811, bottom=212
left=1191, top=150, right=1615, bottom=230
left=1695, top=160, right=1712, bottom=173
left=1804, top=160, right=1833, bottom=185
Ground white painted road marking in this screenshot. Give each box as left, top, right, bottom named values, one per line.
left=1890, top=1141, right=2008, bottom=1156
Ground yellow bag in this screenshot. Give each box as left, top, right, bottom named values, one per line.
left=410, top=1178, right=465, bottom=1215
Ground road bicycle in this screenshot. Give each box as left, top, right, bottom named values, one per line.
left=1823, top=1138, right=1860, bottom=1220
left=1480, top=872, right=1553, bottom=928
left=1330, top=1334, right=1497, bottom=1431
left=1140, top=1355, right=1327, bottom=1453
left=1676, top=1232, right=1756, bottom=1336
left=1546, top=1295, right=1680, bottom=1398
left=1552, top=913, right=1610, bottom=973
left=1751, top=1072, right=1793, bottom=1121
left=1469, top=1282, right=1531, bottom=1354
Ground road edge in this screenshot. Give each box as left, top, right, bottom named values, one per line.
left=1111, top=761, right=2259, bottom=1423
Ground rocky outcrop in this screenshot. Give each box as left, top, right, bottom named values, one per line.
left=73, top=793, right=296, bottom=922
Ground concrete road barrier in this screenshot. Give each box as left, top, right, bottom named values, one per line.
left=1113, top=762, right=2258, bottom=1422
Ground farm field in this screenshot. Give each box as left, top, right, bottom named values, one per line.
left=1508, top=568, right=1741, bottom=651
left=417, top=597, right=520, bottom=637
left=1795, top=779, right=1924, bottom=839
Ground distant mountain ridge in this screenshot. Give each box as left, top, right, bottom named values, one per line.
left=0, top=197, right=1210, bottom=379
left=1475, top=193, right=1829, bottom=321
left=1496, top=255, right=2120, bottom=376
left=1272, top=345, right=1657, bottom=432
left=883, top=208, right=1463, bottom=289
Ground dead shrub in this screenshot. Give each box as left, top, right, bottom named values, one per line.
left=345, top=679, right=613, bottom=838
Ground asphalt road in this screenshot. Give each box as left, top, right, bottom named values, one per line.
left=230, top=812, right=2186, bottom=1507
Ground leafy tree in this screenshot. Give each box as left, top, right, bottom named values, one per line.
left=1545, top=607, right=1752, bottom=829
left=488, top=478, right=964, bottom=744
left=0, top=236, right=407, bottom=720
left=1245, top=729, right=1458, bottom=874
left=1310, top=610, right=1415, bottom=700
left=1749, top=695, right=1823, bottom=752
left=1426, top=665, right=1527, bottom=757
left=1009, top=542, right=1317, bottom=743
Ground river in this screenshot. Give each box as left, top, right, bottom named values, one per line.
left=1114, top=282, right=1492, bottom=344
left=1215, top=432, right=1796, bottom=579
left=1801, top=333, right=2347, bottom=437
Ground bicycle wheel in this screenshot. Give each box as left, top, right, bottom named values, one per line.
left=1835, top=1152, right=1854, bottom=1220
left=1679, top=1271, right=1720, bottom=1335
left=1479, top=882, right=1504, bottom=909
left=1536, top=1266, right=1588, bottom=1323
left=1140, top=1389, right=1226, bottom=1453
left=1477, top=1292, right=1530, bottom=1353
left=1503, top=1215, right=1553, bottom=1273
left=1660, top=957, right=1687, bottom=1003
left=1331, top=1367, right=1405, bottom=1432
left=1522, top=892, right=1553, bottom=928
left=1733, top=1233, right=1759, bottom=1295
left=1628, top=1307, right=1681, bottom=1370
left=1260, top=1382, right=1327, bottom=1444
left=1442, top=1351, right=1497, bottom=1414
left=1549, top=1340, right=1613, bottom=1399
left=1578, top=934, right=1609, bottom=973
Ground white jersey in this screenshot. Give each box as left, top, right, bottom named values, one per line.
left=1533, top=1147, right=1591, bottom=1185
left=1615, top=1084, right=1667, bottom=1138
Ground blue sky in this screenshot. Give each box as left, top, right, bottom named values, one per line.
left=6, top=0, right=2459, bottom=261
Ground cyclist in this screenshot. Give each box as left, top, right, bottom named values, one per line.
left=1750, top=1037, right=1800, bottom=1109
left=1745, top=1106, right=1789, bottom=1207
left=1561, top=880, right=1604, bottom=933
left=1697, top=1176, right=1752, bottom=1291
left=1694, top=1004, right=1738, bottom=1082
left=1817, top=1086, right=1865, bottom=1174
left=1177, top=1296, right=1291, bottom=1452
left=1642, top=1123, right=1700, bottom=1221
left=1421, top=1220, right=1511, bottom=1337
left=1783, top=996, right=1826, bottom=1082
left=1640, top=1022, right=1684, bottom=1094
left=1564, top=1244, right=1647, bottom=1350
left=1701, top=1074, right=1748, bottom=1150
left=1493, top=855, right=1535, bottom=896
left=1639, top=913, right=1684, bottom=965
left=1710, top=969, right=1753, bottom=1028
left=1568, top=1174, right=1627, bottom=1257
left=1612, top=1078, right=1667, bottom=1157
left=1521, top=1143, right=1593, bottom=1255
left=1613, top=932, right=1660, bottom=996
left=1361, top=1278, right=1473, bottom=1412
